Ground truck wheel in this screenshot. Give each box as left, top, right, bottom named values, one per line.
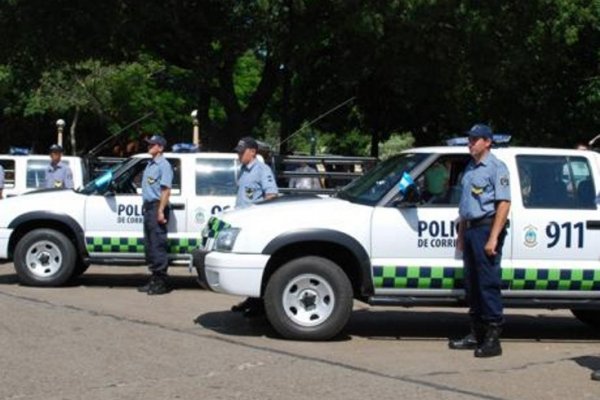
left=571, top=309, right=600, bottom=328
left=14, top=229, right=76, bottom=287
left=70, top=260, right=91, bottom=280
left=264, top=256, right=353, bottom=340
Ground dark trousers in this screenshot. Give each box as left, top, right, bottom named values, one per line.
left=143, top=201, right=169, bottom=275
left=463, top=224, right=506, bottom=323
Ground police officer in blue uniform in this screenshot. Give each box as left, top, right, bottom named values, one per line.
left=137, top=135, right=174, bottom=295
left=231, top=136, right=279, bottom=316
left=0, top=164, right=4, bottom=199
left=45, top=144, right=74, bottom=189
left=449, top=124, right=511, bottom=358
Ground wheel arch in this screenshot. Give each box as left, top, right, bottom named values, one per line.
left=8, top=212, right=87, bottom=260
left=261, top=229, right=373, bottom=300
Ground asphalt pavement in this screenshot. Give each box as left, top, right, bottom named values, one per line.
left=1, top=264, right=599, bottom=400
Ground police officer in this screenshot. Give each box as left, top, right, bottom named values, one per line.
left=45, top=144, right=74, bottom=189
left=0, top=164, right=4, bottom=199
left=137, top=134, right=174, bottom=295
left=449, top=124, right=511, bottom=358
left=231, top=136, right=279, bottom=316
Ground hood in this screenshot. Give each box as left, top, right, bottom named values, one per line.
left=217, top=195, right=374, bottom=253
left=0, top=190, right=84, bottom=228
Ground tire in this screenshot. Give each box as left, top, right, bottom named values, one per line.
left=13, top=229, right=77, bottom=286
left=571, top=309, right=600, bottom=328
left=70, top=259, right=91, bottom=280
left=264, top=256, right=353, bottom=341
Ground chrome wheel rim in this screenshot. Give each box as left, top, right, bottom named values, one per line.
left=25, top=240, right=62, bottom=278
left=282, top=273, right=335, bottom=327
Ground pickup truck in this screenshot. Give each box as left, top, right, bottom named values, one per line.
left=196, top=145, right=600, bottom=340
left=0, top=152, right=238, bottom=286
left=0, top=155, right=86, bottom=197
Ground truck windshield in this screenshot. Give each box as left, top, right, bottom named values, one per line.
left=337, top=153, right=429, bottom=205
left=78, top=158, right=139, bottom=195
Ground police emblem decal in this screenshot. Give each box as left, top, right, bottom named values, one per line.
left=523, top=225, right=538, bottom=248
left=245, top=187, right=254, bottom=199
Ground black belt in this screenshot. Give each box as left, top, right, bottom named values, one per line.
left=464, top=216, right=494, bottom=229
left=142, top=200, right=159, bottom=211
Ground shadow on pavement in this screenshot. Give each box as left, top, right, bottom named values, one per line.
left=0, top=269, right=201, bottom=290
left=195, top=308, right=600, bottom=343
left=572, top=355, right=600, bottom=373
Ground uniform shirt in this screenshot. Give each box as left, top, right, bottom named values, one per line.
left=458, top=152, right=511, bottom=221
left=142, top=155, right=173, bottom=202
left=236, top=159, right=279, bottom=209
left=45, top=162, right=74, bottom=189
left=0, top=165, right=4, bottom=190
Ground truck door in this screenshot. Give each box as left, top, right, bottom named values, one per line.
left=510, top=154, right=600, bottom=292
left=84, top=157, right=187, bottom=259
left=186, top=156, right=238, bottom=234
left=370, top=153, right=513, bottom=294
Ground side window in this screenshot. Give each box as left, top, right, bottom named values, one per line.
left=415, top=155, right=471, bottom=206
left=517, top=155, right=596, bottom=209
left=196, top=158, right=238, bottom=196
left=0, top=160, right=15, bottom=188
left=166, top=158, right=181, bottom=196
left=124, top=159, right=181, bottom=196
left=26, top=160, right=70, bottom=189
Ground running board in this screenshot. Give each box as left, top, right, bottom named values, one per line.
left=368, top=295, right=600, bottom=310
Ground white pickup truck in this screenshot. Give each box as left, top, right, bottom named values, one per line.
left=196, top=145, right=600, bottom=340
left=0, top=155, right=86, bottom=197
left=0, top=152, right=238, bottom=286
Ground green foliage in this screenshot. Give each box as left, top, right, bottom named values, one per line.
left=372, top=132, right=416, bottom=160
left=2, top=0, right=600, bottom=152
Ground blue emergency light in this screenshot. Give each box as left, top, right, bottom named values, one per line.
left=445, top=134, right=512, bottom=147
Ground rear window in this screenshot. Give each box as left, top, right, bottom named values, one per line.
left=517, top=155, right=597, bottom=209
left=26, top=159, right=71, bottom=189
left=195, top=158, right=238, bottom=196
left=0, top=159, right=15, bottom=188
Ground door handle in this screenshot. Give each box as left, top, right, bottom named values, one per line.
left=170, top=203, right=185, bottom=210
left=586, top=220, right=600, bottom=230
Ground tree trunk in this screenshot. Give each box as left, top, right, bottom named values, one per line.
left=370, top=129, right=379, bottom=158
left=70, top=107, right=79, bottom=155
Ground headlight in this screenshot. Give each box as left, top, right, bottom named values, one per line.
left=214, top=228, right=241, bottom=252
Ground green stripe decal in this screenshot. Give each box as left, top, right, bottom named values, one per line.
left=372, top=266, right=600, bottom=291
left=86, top=237, right=201, bottom=254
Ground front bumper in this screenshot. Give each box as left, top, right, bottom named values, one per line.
left=199, top=251, right=270, bottom=297
left=0, top=228, right=13, bottom=259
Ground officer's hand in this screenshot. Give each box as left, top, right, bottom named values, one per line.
left=456, top=236, right=464, bottom=252
left=485, top=237, right=497, bottom=257
left=157, top=210, right=167, bottom=225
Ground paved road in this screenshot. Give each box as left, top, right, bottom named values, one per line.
left=1, top=264, right=599, bottom=400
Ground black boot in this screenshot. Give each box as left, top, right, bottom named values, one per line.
left=147, top=275, right=171, bottom=295
left=449, top=322, right=485, bottom=350
left=137, top=275, right=158, bottom=293
left=231, top=297, right=265, bottom=318
left=592, top=370, right=600, bottom=381
left=474, top=323, right=502, bottom=358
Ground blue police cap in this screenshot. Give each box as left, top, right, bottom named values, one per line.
left=466, top=124, right=493, bottom=140
left=145, top=135, right=167, bottom=148
left=234, top=136, right=258, bottom=152
left=49, top=144, right=64, bottom=153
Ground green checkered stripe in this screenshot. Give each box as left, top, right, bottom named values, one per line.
left=201, top=217, right=231, bottom=247
left=373, top=266, right=600, bottom=291
left=86, top=237, right=201, bottom=254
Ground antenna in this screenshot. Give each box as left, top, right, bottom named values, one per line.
left=276, top=96, right=356, bottom=150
